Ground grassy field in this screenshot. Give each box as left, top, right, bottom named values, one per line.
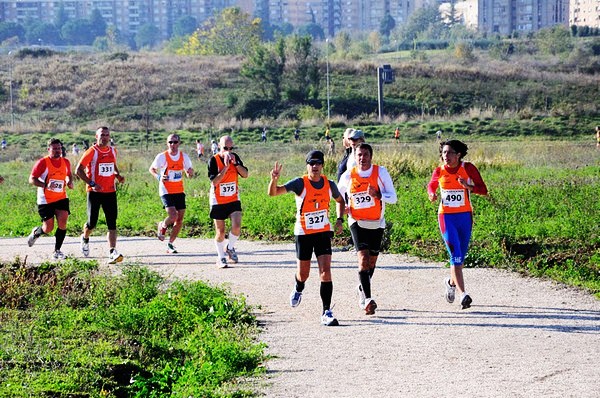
left=0, top=135, right=598, bottom=297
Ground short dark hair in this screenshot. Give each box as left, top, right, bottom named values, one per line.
left=356, top=142, right=373, bottom=157
left=47, top=138, right=62, bottom=147
left=439, top=140, right=468, bottom=160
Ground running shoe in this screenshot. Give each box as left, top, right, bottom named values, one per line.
left=217, top=257, right=228, bottom=268
left=461, top=294, right=472, bottom=310
left=166, top=242, right=178, bottom=254
left=27, top=226, right=41, bottom=247
left=53, top=250, right=65, bottom=260
left=108, top=249, right=124, bottom=264
left=226, top=246, right=238, bottom=263
left=321, top=309, right=339, bottom=326
left=157, top=222, right=166, bottom=241
left=444, top=277, right=456, bottom=303
left=290, top=291, right=303, bottom=308
left=357, top=284, right=366, bottom=309
left=364, top=298, right=378, bottom=315
left=81, top=235, right=90, bottom=257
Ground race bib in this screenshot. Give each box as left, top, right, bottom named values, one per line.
left=47, top=179, right=64, bottom=192
left=219, top=182, right=236, bottom=197
left=352, top=191, right=374, bottom=209
left=167, top=169, right=183, bottom=181
left=304, top=210, right=327, bottom=230
left=98, top=162, right=115, bottom=177
left=441, top=189, right=465, bottom=207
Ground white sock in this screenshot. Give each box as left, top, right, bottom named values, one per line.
left=462, top=292, right=469, bottom=299
left=215, top=239, right=226, bottom=258
left=227, top=233, right=239, bottom=250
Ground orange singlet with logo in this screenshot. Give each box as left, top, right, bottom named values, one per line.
left=161, top=150, right=185, bottom=194
left=437, top=162, right=473, bottom=214
left=212, top=155, right=240, bottom=204
left=39, top=156, right=68, bottom=204
left=348, top=166, right=382, bottom=221
left=80, top=144, right=118, bottom=193
left=296, top=176, right=332, bottom=235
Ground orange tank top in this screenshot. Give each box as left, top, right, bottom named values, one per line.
left=348, top=166, right=382, bottom=221
left=83, top=145, right=117, bottom=193
left=39, top=156, right=68, bottom=204
left=296, top=176, right=332, bottom=235
left=212, top=155, right=239, bottom=204
left=438, top=162, right=473, bottom=214
left=161, top=150, right=185, bottom=194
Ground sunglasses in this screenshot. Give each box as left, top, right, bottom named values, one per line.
left=223, top=146, right=234, bottom=150
left=307, top=160, right=323, bottom=166
left=168, top=141, right=179, bottom=144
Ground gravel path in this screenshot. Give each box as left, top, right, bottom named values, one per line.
left=3, top=236, right=599, bottom=397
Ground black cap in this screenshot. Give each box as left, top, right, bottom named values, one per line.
left=306, top=150, right=325, bottom=164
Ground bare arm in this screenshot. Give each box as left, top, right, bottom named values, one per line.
left=268, top=161, right=287, bottom=196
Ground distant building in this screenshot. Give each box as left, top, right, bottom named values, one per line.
left=570, top=0, right=600, bottom=29
left=478, top=0, right=569, bottom=35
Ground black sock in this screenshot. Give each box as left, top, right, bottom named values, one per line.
left=359, top=270, right=371, bottom=298
left=320, top=281, right=333, bottom=313
left=295, top=276, right=305, bottom=293
left=34, top=226, right=43, bottom=237
left=368, top=267, right=375, bottom=279
left=55, top=228, right=66, bottom=251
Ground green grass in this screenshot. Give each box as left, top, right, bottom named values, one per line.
left=0, top=258, right=265, bottom=397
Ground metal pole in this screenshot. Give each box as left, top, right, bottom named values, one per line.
left=326, top=38, right=330, bottom=123
left=8, top=51, right=14, bottom=128
left=377, top=67, right=383, bottom=121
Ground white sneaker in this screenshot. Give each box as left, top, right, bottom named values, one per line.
left=357, top=284, right=366, bottom=309
left=225, top=246, right=238, bottom=263
left=53, top=250, right=65, bottom=260
left=166, top=242, right=178, bottom=254
left=108, top=249, right=123, bottom=264
left=217, top=257, right=228, bottom=268
left=81, top=235, right=90, bottom=257
left=28, top=226, right=41, bottom=247
left=445, top=277, right=456, bottom=303
left=321, top=309, right=339, bottom=326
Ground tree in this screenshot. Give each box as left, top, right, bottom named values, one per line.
left=26, top=22, right=62, bottom=46
left=284, top=35, right=320, bottom=102
left=400, top=3, right=444, bottom=41
left=536, top=25, right=573, bottom=56
left=240, top=37, right=286, bottom=101
left=297, top=23, right=324, bottom=41
left=173, top=16, right=197, bottom=37
left=135, top=24, right=160, bottom=49
left=89, top=9, right=107, bottom=39
left=368, top=31, right=382, bottom=53
left=61, top=19, right=95, bottom=45
left=334, top=31, right=351, bottom=57
left=54, top=4, right=69, bottom=31
left=379, top=13, right=396, bottom=38
left=177, top=7, right=261, bottom=55
left=0, top=22, right=25, bottom=44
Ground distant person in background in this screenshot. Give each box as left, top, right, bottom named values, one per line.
left=0, top=175, right=4, bottom=183
left=208, top=135, right=249, bottom=268
left=27, top=138, right=74, bottom=260
left=196, top=139, right=205, bottom=158
left=327, top=137, right=335, bottom=156
left=150, top=133, right=194, bottom=254
left=60, top=143, right=67, bottom=157
left=261, top=128, right=267, bottom=143
left=76, top=127, right=126, bottom=264
left=211, top=139, right=219, bottom=155
left=427, top=140, right=488, bottom=310
left=268, top=150, right=346, bottom=326
left=596, top=126, right=600, bottom=148
left=436, top=130, right=442, bottom=142
left=72, top=143, right=80, bottom=156
left=394, top=127, right=400, bottom=141
left=337, top=128, right=354, bottom=182
left=345, top=129, right=366, bottom=171
left=82, top=139, right=89, bottom=150
left=324, top=127, right=331, bottom=142
left=1, top=138, right=6, bottom=150
left=294, top=128, right=300, bottom=142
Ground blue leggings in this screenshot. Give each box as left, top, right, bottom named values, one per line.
left=438, top=212, right=472, bottom=266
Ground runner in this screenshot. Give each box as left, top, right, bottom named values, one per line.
left=208, top=135, right=249, bottom=268
left=195, top=139, right=205, bottom=158
left=149, top=133, right=194, bottom=254
left=427, top=139, right=488, bottom=309
left=268, top=150, right=345, bottom=326
left=338, top=143, right=397, bottom=315
left=27, top=138, right=74, bottom=260
left=76, top=127, right=126, bottom=264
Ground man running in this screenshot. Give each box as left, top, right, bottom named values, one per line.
left=27, top=138, right=74, bottom=260
left=269, top=150, right=345, bottom=326
left=208, top=135, right=249, bottom=268
left=338, top=143, right=397, bottom=315
left=76, top=127, right=126, bottom=264
left=149, top=133, right=194, bottom=254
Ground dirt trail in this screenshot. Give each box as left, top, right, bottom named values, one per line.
left=2, top=236, right=599, bottom=397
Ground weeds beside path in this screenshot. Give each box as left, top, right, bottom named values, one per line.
left=2, top=236, right=599, bottom=397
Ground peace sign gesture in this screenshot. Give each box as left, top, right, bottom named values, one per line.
left=270, top=161, right=283, bottom=180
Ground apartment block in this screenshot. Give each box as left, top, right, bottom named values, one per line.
left=570, top=0, right=600, bottom=28
left=478, top=0, right=569, bottom=35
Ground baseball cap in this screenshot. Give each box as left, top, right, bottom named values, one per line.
left=348, top=129, right=365, bottom=140
left=306, top=150, right=325, bottom=164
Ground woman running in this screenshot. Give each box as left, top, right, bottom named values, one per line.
left=427, top=140, right=488, bottom=309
